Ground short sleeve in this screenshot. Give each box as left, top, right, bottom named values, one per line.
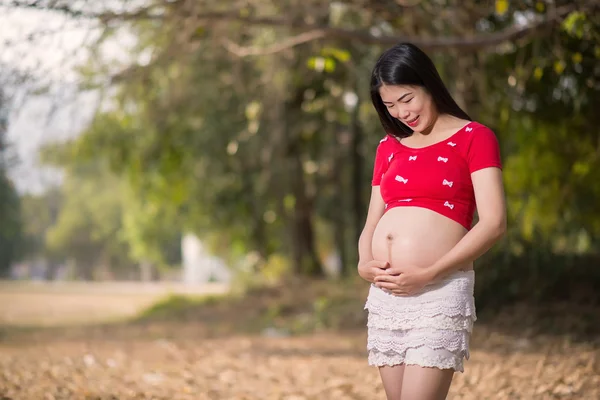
left=467, top=126, right=502, bottom=173
left=371, top=136, right=391, bottom=186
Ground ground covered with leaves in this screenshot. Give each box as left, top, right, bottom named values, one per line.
left=1, top=280, right=599, bottom=399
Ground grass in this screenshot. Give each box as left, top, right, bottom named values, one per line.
left=131, top=276, right=370, bottom=335
left=136, top=294, right=225, bottom=320
left=2, top=274, right=599, bottom=344
left=130, top=275, right=600, bottom=344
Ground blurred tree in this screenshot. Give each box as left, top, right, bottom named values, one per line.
left=39, top=142, right=182, bottom=280
left=5, top=1, right=599, bottom=288
left=18, top=188, right=62, bottom=279
left=0, top=89, right=24, bottom=277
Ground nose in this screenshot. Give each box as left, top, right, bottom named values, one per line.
left=399, top=107, right=410, bottom=120
left=390, top=106, right=409, bottom=120
left=388, top=106, right=402, bottom=120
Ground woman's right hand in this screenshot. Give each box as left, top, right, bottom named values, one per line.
left=358, top=260, right=390, bottom=283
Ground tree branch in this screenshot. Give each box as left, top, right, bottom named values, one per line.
left=6, top=1, right=589, bottom=53
left=221, top=30, right=328, bottom=57
left=220, top=4, right=582, bottom=57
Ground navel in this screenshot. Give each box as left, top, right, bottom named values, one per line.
left=386, top=234, right=393, bottom=267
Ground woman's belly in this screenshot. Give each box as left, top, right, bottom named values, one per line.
left=372, top=206, right=472, bottom=271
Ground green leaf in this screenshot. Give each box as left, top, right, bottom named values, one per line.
left=535, top=1, right=545, bottom=12
left=321, top=47, right=351, bottom=63
left=561, top=11, right=586, bottom=38
left=284, top=195, right=296, bottom=211
left=307, top=56, right=336, bottom=73
left=324, top=57, right=336, bottom=73
left=495, top=0, right=509, bottom=16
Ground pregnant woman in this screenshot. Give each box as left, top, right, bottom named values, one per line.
left=358, top=43, right=506, bottom=400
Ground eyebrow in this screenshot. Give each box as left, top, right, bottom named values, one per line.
left=382, top=93, right=412, bottom=104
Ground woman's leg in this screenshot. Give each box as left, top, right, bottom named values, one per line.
left=400, top=365, right=455, bottom=400
left=378, top=364, right=405, bottom=400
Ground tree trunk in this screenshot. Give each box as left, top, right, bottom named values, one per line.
left=232, top=47, right=269, bottom=261
left=139, top=259, right=159, bottom=282
left=77, top=262, right=94, bottom=281
left=349, top=93, right=365, bottom=273
left=273, top=53, right=323, bottom=277
left=290, top=149, right=323, bottom=276
left=239, top=163, right=268, bottom=260
left=44, top=262, right=60, bottom=281
left=332, top=128, right=348, bottom=277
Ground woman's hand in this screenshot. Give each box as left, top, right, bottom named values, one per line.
left=374, top=265, right=434, bottom=296
left=358, top=260, right=390, bottom=283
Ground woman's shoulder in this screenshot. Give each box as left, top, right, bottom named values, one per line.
left=458, top=121, right=499, bottom=147
left=465, top=121, right=496, bottom=135
left=377, top=133, right=403, bottom=148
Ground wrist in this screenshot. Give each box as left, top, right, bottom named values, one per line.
left=357, top=262, right=374, bottom=283
left=426, top=263, right=443, bottom=283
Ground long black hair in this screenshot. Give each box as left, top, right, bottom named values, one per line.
left=370, top=42, right=471, bottom=138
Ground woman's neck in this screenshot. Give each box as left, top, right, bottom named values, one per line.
left=416, top=113, right=464, bottom=138
left=400, top=114, right=469, bottom=147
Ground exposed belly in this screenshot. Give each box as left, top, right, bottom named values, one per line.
left=372, top=207, right=472, bottom=271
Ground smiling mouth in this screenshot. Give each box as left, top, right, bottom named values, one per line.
left=406, top=116, right=420, bottom=127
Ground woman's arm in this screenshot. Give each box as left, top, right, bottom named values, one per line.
left=427, top=167, right=507, bottom=282
left=357, top=187, right=386, bottom=282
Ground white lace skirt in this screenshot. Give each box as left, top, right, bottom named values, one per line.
left=364, top=270, right=476, bottom=372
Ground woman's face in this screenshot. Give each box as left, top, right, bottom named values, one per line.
left=379, top=84, right=436, bottom=132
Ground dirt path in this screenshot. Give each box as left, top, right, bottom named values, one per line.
left=1, top=282, right=599, bottom=399
left=1, top=324, right=599, bottom=400
left=0, top=281, right=228, bottom=327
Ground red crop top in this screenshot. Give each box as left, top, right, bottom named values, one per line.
left=371, top=121, right=502, bottom=230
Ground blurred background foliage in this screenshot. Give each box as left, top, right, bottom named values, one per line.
left=1, top=0, right=599, bottom=309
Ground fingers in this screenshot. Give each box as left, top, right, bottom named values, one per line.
left=374, top=281, right=395, bottom=289
left=374, top=274, right=398, bottom=283
left=375, top=273, right=404, bottom=283
left=375, top=281, right=404, bottom=291
left=385, top=267, right=403, bottom=275
left=376, top=283, right=409, bottom=296
left=375, top=280, right=414, bottom=296
left=374, top=269, right=389, bottom=279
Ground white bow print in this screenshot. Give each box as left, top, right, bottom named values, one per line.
left=408, top=155, right=417, bottom=161
left=465, top=127, right=473, bottom=132
left=447, top=142, right=457, bottom=147
left=380, top=137, right=388, bottom=143
left=442, top=179, right=453, bottom=187
left=437, top=156, right=448, bottom=163
left=398, top=198, right=412, bottom=202
left=444, top=201, right=454, bottom=209
left=395, top=175, right=408, bottom=184
left=388, top=153, right=394, bottom=162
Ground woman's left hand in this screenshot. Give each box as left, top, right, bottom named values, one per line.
left=374, top=265, right=434, bottom=296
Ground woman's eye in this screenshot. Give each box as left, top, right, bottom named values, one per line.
left=386, top=104, right=394, bottom=108
left=405, top=98, right=413, bottom=103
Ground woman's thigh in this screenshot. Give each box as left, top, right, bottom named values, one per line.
left=378, top=364, right=405, bottom=400
left=401, top=364, right=455, bottom=400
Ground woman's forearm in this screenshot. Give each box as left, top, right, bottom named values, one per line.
left=428, top=220, right=506, bottom=281
left=357, top=226, right=376, bottom=266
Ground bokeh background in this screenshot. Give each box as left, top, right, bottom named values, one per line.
left=0, top=1, right=599, bottom=399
